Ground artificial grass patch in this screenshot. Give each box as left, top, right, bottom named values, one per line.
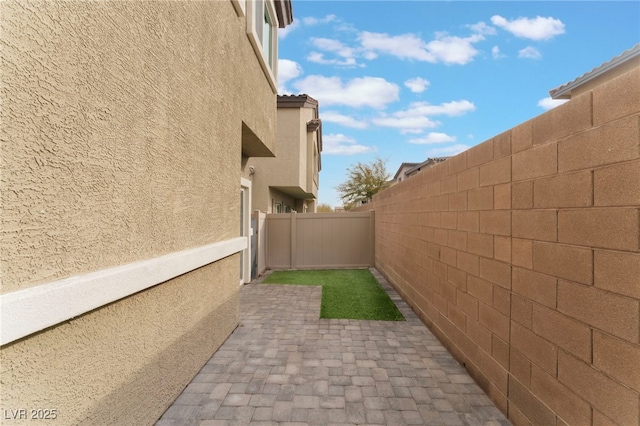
left=262, top=269, right=405, bottom=321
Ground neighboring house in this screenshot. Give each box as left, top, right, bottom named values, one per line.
left=1, top=1, right=292, bottom=424
left=392, top=162, right=421, bottom=184
left=246, top=94, right=323, bottom=214
left=392, top=157, right=450, bottom=184
left=549, top=42, right=640, bottom=99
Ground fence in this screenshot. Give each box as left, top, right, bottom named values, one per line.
left=264, top=212, right=374, bottom=270
left=353, top=67, right=640, bottom=425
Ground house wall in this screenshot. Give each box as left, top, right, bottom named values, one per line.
left=247, top=102, right=321, bottom=213
left=1, top=1, right=278, bottom=424
left=248, top=108, right=302, bottom=214
left=354, top=67, right=640, bottom=425
left=269, top=187, right=297, bottom=213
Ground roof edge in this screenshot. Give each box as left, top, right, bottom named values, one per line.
left=277, top=94, right=319, bottom=108
left=405, top=157, right=450, bottom=176
left=549, top=43, right=640, bottom=99
left=274, top=0, right=293, bottom=28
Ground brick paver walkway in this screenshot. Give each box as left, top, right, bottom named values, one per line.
left=156, top=269, right=510, bottom=425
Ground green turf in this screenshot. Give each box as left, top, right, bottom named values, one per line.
left=262, top=269, right=405, bottom=321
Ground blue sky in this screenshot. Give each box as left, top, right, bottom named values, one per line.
left=277, top=1, right=640, bottom=209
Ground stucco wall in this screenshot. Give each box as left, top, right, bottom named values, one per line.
left=247, top=102, right=321, bottom=213
left=1, top=258, right=238, bottom=424
left=1, top=1, right=277, bottom=423
left=356, top=67, right=640, bottom=425
left=1, top=1, right=276, bottom=291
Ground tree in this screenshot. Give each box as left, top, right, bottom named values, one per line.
left=316, top=203, right=334, bottom=212
left=336, top=158, right=391, bottom=209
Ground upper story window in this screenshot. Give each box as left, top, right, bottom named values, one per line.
left=254, top=2, right=274, bottom=67
left=246, top=0, right=278, bottom=92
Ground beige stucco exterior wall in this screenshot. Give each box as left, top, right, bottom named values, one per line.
left=246, top=100, right=321, bottom=214
left=355, top=66, right=640, bottom=425
left=1, top=1, right=279, bottom=424
left=1, top=259, right=238, bottom=424
left=248, top=108, right=302, bottom=213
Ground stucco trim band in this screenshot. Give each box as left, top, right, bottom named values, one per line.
left=0, top=237, right=247, bottom=346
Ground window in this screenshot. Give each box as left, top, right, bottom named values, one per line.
left=246, top=0, right=278, bottom=92
left=231, top=0, right=246, bottom=16
left=254, top=1, right=263, bottom=43
left=262, top=7, right=274, bottom=68
left=273, top=201, right=282, bottom=213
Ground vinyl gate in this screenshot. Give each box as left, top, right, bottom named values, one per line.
left=264, top=212, right=374, bottom=270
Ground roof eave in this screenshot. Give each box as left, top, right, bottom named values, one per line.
left=274, top=0, right=293, bottom=28
left=277, top=94, right=319, bottom=109
left=549, top=43, right=640, bottom=100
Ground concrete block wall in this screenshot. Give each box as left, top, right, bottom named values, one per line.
left=358, top=67, right=640, bottom=425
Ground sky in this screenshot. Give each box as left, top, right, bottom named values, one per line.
left=276, top=1, right=640, bottom=209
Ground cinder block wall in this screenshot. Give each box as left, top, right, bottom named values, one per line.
left=357, top=67, right=639, bottom=425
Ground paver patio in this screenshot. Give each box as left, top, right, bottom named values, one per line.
left=155, top=268, right=510, bottom=425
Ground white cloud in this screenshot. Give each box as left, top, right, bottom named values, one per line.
left=277, top=59, right=303, bottom=94
left=300, top=20, right=492, bottom=68
left=323, top=133, right=375, bottom=155
left=279, top=14, right=336, bottom=40
left=359, top=31, right=484, bottom=65
left=518, top=46, right=542, bottom=59
left=491, top=15, right=566, bottom=40
left=321, top=111, right=367, bottom=129
left=427, top=33, right=484, bottom=65
left=372, top=116, right=440, bottom=134
left=311, top=37, right=356, bottom=58
left=404, top=77, right=431, bottom=93
left=362, top=51, right=378, bottom=60
left=307, top=38, right=360, bottom=67
left=469, top=21, right=497, bottom=36
left=537, top=97, right=569, bottom=110
left=408, top=133, right=457, bottom=144
left=425, top=144, right=471, bottom=158
left=372, top=100, right=475, bottom=134
left=359, top=31, right=435, bottom=61
left=492, top=46, right=505, bottom=59
left=292, top=75, right=400, bottom=109
left=278, top=20, right=299, bottom=39
left=302, top=15, right=337, bottom=26
left=307, top=52, right=358, bottom=67
left=399, top=100, right=477, bottom=117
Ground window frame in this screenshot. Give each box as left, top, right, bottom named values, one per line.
left=246, top=0, right=278, bottom=93
left=231, top=0, right=246, bottom=17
